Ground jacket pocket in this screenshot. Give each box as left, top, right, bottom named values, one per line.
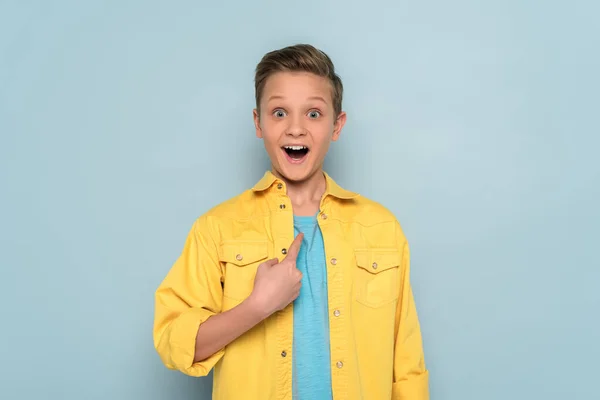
left=219, top=240, right=269, bottom=301
left=354, top=248, right=401, bottom=308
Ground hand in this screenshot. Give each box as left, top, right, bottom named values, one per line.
left=248, top=233, right=304, bottom=317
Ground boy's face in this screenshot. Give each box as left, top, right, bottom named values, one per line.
left=254, top=71, right=346, bottom=183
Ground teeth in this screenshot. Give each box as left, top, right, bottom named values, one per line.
left=284, top=145, right=307, bottom=150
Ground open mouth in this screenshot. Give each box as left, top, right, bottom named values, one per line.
left=282, top=145, right=310, bottom=163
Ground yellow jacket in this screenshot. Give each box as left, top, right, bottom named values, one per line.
left=154, top=171, right=429, bottom=399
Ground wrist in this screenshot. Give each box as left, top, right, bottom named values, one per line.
left=243, top=293, right=272, bottom=320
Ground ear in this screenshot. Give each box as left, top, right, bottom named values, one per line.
left=253, top=109, right=263, bottom=139
left=331, top=111, right=347, bottom=142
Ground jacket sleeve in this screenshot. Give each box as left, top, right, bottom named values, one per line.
left=153, top=215, right=224, bottom=377
left=392, top=221, right=430, bottom=399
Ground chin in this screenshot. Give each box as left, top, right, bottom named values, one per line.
left=274, top=163, right=316, bottom=183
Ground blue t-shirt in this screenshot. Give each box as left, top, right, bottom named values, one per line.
left=292, top=214, right=333, bottom=400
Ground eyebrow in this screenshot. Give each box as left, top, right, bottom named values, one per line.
left=308, top=96, right=328, bottom=104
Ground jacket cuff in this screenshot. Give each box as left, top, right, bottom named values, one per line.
left=168, top=307, right=224, bottom=377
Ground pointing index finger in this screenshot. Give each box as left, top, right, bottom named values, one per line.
left=284, top=233, right=304, bottom=261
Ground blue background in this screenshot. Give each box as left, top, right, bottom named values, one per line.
left=1, top=1, right=598, bottom=399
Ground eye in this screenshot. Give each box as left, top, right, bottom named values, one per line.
left=273, top=109, right=287, bottom=118
left=308, top=110, right=321, bottom=119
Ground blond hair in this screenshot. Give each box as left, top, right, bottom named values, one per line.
left=254, top=44, right=343, bottom=117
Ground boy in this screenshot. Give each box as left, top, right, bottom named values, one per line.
left=153, top=44, right=429, bottom=399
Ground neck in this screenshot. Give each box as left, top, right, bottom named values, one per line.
left=272, top=167, right=326, bottom=215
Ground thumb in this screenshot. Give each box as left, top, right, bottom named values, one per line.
left=262, top=258, right=279, bottom=268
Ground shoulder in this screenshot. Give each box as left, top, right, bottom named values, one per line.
left=336, top=193, right=399, bottom=224
left=333, top=193, right=408, bottom=244
left=188, top=188, right=263, bottom=236
left=193, top=189, right=260, bottom=227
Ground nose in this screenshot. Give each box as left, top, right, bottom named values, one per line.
left=285, top=115, right=307, bottom=137
left=286, top=128, right=306, bottom=138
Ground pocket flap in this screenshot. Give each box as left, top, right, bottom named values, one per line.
left=355, top=248, right=401, bottom=274
left=219, top=241, right=269, bottom=267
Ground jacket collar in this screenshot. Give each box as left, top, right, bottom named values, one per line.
left=252, top=170, right=359, bottom=200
